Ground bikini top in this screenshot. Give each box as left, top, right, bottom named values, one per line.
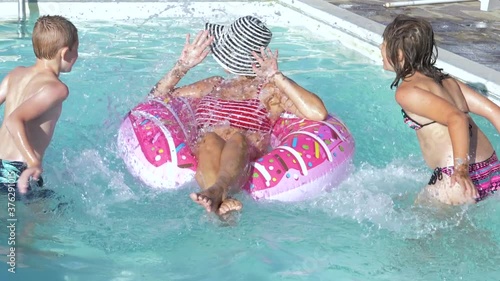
left=401, top=109, right=436, bottom=130
left=195, top=83, right=272, bottom=133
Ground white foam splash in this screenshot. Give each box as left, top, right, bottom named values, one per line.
left=309, top=159, right=473, bottom=239
left=62, top=149, right=136, bottom=217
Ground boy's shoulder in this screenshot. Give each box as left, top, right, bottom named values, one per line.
left=23, top=79, right=69, bottom=107
left=12, top=67, right=69, bottom=100
left=11, top=66, right=66, bottom=86
left=9, top=65, right=30, bottom=76
left=39, top=80, right=69, bottom=100
left=0, top=66, right=27, bottom=91
left=3, top=66, right=26, bottom=80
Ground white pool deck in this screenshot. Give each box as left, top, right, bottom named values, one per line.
left=0, top=0, right=499, bottom=101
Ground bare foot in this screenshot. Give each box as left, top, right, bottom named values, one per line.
left=218, top=198, right=242, bottom=215
left=189, top=185, right=224, bottom=213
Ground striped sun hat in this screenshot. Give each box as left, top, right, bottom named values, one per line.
left=205, top=16, right=272, bottom=76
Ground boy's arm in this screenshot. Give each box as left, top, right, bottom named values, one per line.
left=457, top=80, right=500, bottom=133
left=5, top=82, right=68, bottom=168
left=0, top=74, right=9, bottom=106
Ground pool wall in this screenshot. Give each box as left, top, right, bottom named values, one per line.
left=0, top=0, right=499, bottom=101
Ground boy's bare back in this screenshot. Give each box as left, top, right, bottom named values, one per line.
left=0, top=66, right=67, bottom=162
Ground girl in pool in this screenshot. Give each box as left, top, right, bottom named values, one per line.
left=381, top=15, right=500, bottom=205
left=149, top=16, right=327, bottom=216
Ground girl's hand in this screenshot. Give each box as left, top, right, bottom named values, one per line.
left=450, top=165, right=479, bottom=203
left=251, top=47, right=279, bottom=79
left=178, top=30, right=213, bottom=70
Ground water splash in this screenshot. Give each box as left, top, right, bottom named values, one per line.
left=60, top=149, right=136, bottom=217
left=304, top=159, right=477, bottom=239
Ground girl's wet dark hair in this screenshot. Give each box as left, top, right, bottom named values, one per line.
left=382, top=15, right=449, bottom=88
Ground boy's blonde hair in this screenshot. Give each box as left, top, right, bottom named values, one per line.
left=32, top=15, right=78, bottom=60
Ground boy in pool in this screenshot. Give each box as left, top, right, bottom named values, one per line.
left=380, top=15, right=500, bottom=205
left=0, top=15, right=79, bottom=197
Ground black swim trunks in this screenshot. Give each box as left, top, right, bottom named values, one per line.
left=0, top=159, right=50, bottom=202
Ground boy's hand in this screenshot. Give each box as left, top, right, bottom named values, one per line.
left=17, top=165, right=43, bottom=194
left=178, top=30, right=213, bottom=70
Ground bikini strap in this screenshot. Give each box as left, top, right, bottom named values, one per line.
left=428, top=167, right=443, bottom=185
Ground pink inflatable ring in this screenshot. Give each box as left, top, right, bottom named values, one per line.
left=117, top=97, right=355, bottom=201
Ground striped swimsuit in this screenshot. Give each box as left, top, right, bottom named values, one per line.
left=194, top=84, right=272, bottom=133
left=428, top=152, right=500, bottom=200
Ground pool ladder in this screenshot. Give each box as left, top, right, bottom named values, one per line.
left=17, top=0, right=27, bottom=37
left=18, top=0, right=26, bottom=22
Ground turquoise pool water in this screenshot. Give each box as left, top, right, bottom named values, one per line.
left=1, top=17, right=500, bottom=281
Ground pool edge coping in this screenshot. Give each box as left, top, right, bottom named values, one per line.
left=283, top=0, right=500, bottom=101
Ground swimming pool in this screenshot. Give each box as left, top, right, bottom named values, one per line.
left=1, top=1, right=500, bottom=280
